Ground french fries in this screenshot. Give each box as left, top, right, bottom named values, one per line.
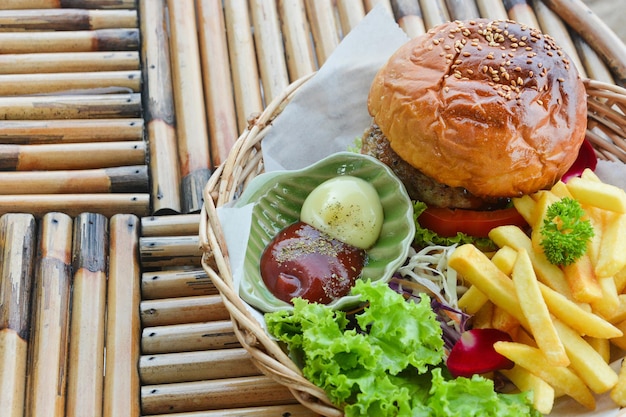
left=448, top=170, right=626, bottom=412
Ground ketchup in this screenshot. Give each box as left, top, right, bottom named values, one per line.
left=260, top=221, right=366, bottom=304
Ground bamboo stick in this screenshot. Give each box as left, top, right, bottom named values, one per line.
left=0, top=9, right=137, bottom=31
left=167, top=0, right=212, bottom=214
left=335, top=0, right=366, bottom=38
left=0, top=119, right=143, bottom=144
left=0, top=194, right=150, bottom=218
left=418, top=0, right=450, bottom=29
left=139, top=235, right=202, bottom=268
left=66, top=213, right=108, bottom=417
left=0, top=93, right=142, bottom=120
left=250, top=0, right=290, bottom=104
left=540, top=0, right=626, bottom=85
left=530, top=0, right=587, bottom=78
left=0, top=141, right=145, bottom=171
left=141, top=268, right=217, bottom=300
left=0, top=51, right=139, bottom=75
left=140, top=213, right=200, bottom=237
left=25, top=212, right=73, bottom=417
left=140, top=0, right=181, bottom=215
left=278, top=0, right=317, bottom=82
left=0, top=71, right=141, bottom=96
left=140, top=376, right=298, bottom=415
left=474, top=0, right=508, bottom=20
left=139, top=404, right=319, bottom=417
left=391, top=0, right=426, bottom=39
left=141, top=294, right=229, bottom=327
left=0, top=0, right=137, bottom=9
left=304, top=0, right=340, bottom=66
left=0, top=29, right=139, bottom=54
left=196, top=0, right=240, bottom=168
left=141, top=320, right=240, bottom=354
left=444, top=0, right=480, bottom=20
left=103, top=214, right=141, bottom=417
left=0, top=214, right=36, bottom=417
left=224, top=0, right=263, bottom=133
left=363, top=0, right=393, bottom=15
left=139, top=349, right=260, bottom=385
left=502, top=0, right=539, bottom=29
left=0, top=165, right=148, bottom=194
left=573, top=34, right=615, bottom=84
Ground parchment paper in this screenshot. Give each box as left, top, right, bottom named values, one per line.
left=217, top=5, right=626, bottom=415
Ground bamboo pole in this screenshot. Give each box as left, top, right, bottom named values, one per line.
left=66, top=213, right=108, bottom=417
left=502, top=0, right=540, bottom=29
left=0, top=165, right=148, bottom=194
left=0, top=214, right=36, bottom=417
left=540, top=0, right=626, bottom=85
left=103, top=214, right=141, bottom=417
left=136, top=404, right=319, bottom=417
left=141, top=268, right=217, bottom=300
left=0, top=51, right=139, bottom=75
left=140, top=376, right=298, bottom=415
left=277, top=0, right=316, bottom=82
left=25, top=212, right=73, bottom=417
left=250, top=0, right=290, bottom=104
left=139, top=349, right=260, bottom=385
left=474, top=0, right=508, bottom=20
left=573, top=33, right=615, bottom=84
left=363, top=0, right=393, bottom=14
left=140, top=213, right=200, bottom=237
left=139, top=0, right=181, bottom=214
left=167, top=0, right=212, bottom=214
left=0, top=119, right=143, bottom=144
left=0, top=71, right=141, bottom=96
left=390, top=0, right=426, bottom=39
left=418, top=0, right=450, bottom=29
left=0, top=194, right=150, bottom=218
left=0, top=141, right=145, bottom=171
left=140, top=294, right=229, bottom=327
left=0, top=0, right=137, bottom=9
left=444, top=0, right=480, bottom=20
left=141, top=320, right=239, bottom=354
left=224, top=0, right=263, bottom=132
left=139, top=235, right=202, bottom=268
left=0, top=93, right=142, bottom=120
left=0, top=9, right=137, bottom=31
left=196, top=0, right=239, bottom=167
left=0, top=29, right=139, bottom=54
left=304, top=0, right=340, bottom=66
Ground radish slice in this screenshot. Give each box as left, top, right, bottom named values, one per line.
left=562, top=139, right=597, bottom=183
left=446, top=328, right=514, bottom=378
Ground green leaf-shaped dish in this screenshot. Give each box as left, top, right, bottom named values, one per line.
left=235, top=151, right=415, bottom=313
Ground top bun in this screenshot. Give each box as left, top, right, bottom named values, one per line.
left=368, top=19, right=587, bottom=198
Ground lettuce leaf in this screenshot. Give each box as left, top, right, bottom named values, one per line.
left=265, top=280, right=540, bottom=417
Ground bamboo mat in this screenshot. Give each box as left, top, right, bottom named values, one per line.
left=0, top=1, right=625, bottom=417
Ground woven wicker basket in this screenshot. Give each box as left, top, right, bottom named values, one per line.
left=199, top=73, right=626, bottom=416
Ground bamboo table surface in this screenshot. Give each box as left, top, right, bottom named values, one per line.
left=0, top=0, right=624, bottom=417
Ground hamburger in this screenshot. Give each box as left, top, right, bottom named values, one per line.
left=362, top=19, right=587, bottom=248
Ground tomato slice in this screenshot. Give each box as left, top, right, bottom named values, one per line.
left=417, top=206, right=528, bottom=238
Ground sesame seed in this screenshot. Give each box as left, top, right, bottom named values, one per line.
left=557, top=77, right=565, bottom=82
left=537, top=99, right=543, bottom=105
left=517, top=77, right=523, bottom=85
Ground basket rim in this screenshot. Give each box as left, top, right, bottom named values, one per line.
left=199, top=72, right=626, bottom=416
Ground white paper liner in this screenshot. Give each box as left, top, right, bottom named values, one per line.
left=216, top=4, right=626, bottom=415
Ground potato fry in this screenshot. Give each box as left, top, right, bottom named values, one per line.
left=606, top=295, right=626, bottom=324
left=595, top=211, right=626, bottom=278
left=608, top=319, right=626, bottom=351
left=584, top=205, right=604, bottom=267
left=491, top=305, right=520, bottom=336
left=529, top=190, right=561, bottom=253
left=471, top=299, right=494, bottom=329
left=512, top=194, right=536, bottom=225
left=448, top=244, right=527, bottom=328
left=549, top=180, right=573, bottom=198
left=489, top=226, right=572, bottom=297
left=512, top=248, right=569, bottom=366
left=614, top=266, right=626, bottom=294
left=584, top=336, right=611, bottom=363
left=458, top=285, right=488, bottom=315
left=580, top=168, right=601, bottom=182
left=538, top=282, right=623, bottom=339
left=553, top=319, right=618, bottom=394
left=591, top=275, right=621, bottom=318
left=500, top=365, right=555, bottom=415
left=562, top=254, right=602, bottom=304
left=566, top=176, right=626, bottom=213
left=611, top=356, right=626, bottom=406
left=490, top=245, right=518, bottom=276
left=493, top=341, right=596, bottom=410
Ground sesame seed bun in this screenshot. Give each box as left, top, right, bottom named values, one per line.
left=367, top=19, right=587, bottom=198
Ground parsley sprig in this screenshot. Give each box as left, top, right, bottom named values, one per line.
left=540, top=197, right=594, bottom=266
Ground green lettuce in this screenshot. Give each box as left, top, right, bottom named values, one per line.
left=265, top=280, right=541, bottom=417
